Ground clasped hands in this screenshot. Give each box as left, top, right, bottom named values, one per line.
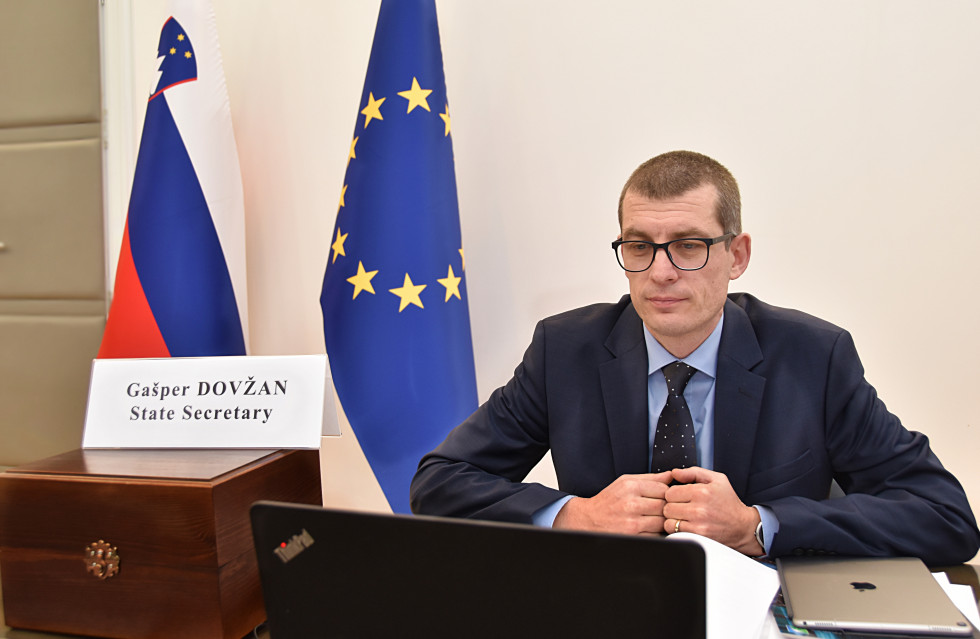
left=553, top=467, right=763, bottom=556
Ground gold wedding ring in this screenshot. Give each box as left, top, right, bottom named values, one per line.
left=674, top=519, right=681, bottom=534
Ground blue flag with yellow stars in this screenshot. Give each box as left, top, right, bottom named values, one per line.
left=320, top=0, right=478, bottom=514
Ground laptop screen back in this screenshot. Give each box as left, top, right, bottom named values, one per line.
left=250, top=501, right=706, bottom=639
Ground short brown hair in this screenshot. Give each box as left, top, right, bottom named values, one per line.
left=618, top=150, right=741, bottom=235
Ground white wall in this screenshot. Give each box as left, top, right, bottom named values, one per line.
left=103, top=1, right=980, bottom=527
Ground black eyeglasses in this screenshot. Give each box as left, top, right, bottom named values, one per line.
left=611, top=234, right=734, bottom=272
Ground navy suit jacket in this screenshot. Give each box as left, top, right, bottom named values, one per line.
left=410, top=293, right=980, bottom=565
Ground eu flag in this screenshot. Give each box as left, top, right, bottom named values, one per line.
left=320, top=0, right=477, bottom=514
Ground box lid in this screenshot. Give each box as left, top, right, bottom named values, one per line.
left=3, top=449, right=280, bottom=482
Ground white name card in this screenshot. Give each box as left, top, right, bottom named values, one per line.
left=82, top=355, right=338, bottom=449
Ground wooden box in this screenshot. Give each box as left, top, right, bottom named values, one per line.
left=0, top=448, right=320, bottom=639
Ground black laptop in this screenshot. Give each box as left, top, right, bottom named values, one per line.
left=250, top=501, right=706, bottom=639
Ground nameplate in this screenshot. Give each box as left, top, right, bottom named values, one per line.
left=82, top=355, right=338, bottom=449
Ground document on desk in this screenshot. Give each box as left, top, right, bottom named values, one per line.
left=933, top=573, right=980, bottom=629
left=671, top=532, right=781, bottom=639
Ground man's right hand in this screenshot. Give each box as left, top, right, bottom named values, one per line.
left=552, top=472, right=673, bottom=535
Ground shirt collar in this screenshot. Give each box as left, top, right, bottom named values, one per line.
left=644, top=314, right=724, bottom=379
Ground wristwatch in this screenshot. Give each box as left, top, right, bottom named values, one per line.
left=755, top=520, right=765, bottom=549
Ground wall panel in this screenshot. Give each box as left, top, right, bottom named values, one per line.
left=0, top=0, right=104, bottom=467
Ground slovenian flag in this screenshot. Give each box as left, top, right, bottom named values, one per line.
left=99, top=0, right=248, bottom=358
left=320, top=0, right=478, bottom=514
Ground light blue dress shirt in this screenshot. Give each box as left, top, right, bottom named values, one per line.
left=532, top=313, right=778, bottom=553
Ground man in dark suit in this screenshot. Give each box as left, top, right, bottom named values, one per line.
left=410, top=151, right=980, bottom=565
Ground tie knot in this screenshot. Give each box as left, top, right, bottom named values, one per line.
left=662, top=361, right=696, bottom=393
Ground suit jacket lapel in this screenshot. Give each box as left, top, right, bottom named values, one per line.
left=599, top=301, right=649, bottom=476
left=713, top=298, right=766, bottom=498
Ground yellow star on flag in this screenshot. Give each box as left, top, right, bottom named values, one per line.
left=389, top=273, right=426, bottom=311
left=169, top=47, right=176, bottom=55
left=439, top=103, right=451, bottom=136
left=177, top=34, right=185, bottom=41
left=397, top=77, right=432, bottom=113
left=331, top=228, right=348, bottom=263
left=361, top=92, right=386, bottom=128
left=348, top=136, right=358, bottom=165
left=459, top=248, right=466, bottom=270
left=184, top=51, right=192, bottom=59
left=347, top=261, right=378, bottom=299
left=339, top=184, right=347, bottom=210
left=437, top=265, right=462, bottom=301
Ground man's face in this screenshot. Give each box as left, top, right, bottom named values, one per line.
left=620, top=184, right=751, bottom=358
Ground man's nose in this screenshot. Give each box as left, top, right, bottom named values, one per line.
left=647, top=248, right=678, bottom=281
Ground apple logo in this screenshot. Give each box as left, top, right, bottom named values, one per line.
left=850, top=581, right=877, bottom=592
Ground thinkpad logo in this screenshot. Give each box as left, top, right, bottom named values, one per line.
left=274, top=529, right=315, bottom=563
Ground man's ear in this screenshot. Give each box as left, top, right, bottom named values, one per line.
left=729, top=233, right=751, bottom=280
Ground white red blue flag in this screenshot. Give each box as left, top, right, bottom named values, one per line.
left=99, top=0, right=248, bottom=358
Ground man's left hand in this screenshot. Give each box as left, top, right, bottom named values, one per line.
left=662, top=466, right=763, bottom=556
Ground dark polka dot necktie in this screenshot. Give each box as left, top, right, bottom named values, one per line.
left=652, top=361, right=697, bottom=473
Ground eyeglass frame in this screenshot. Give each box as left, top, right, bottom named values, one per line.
left=610, top=233, right=735, bottom=272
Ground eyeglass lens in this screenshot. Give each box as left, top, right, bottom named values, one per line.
left=616, top=240, right=709, bottom=271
